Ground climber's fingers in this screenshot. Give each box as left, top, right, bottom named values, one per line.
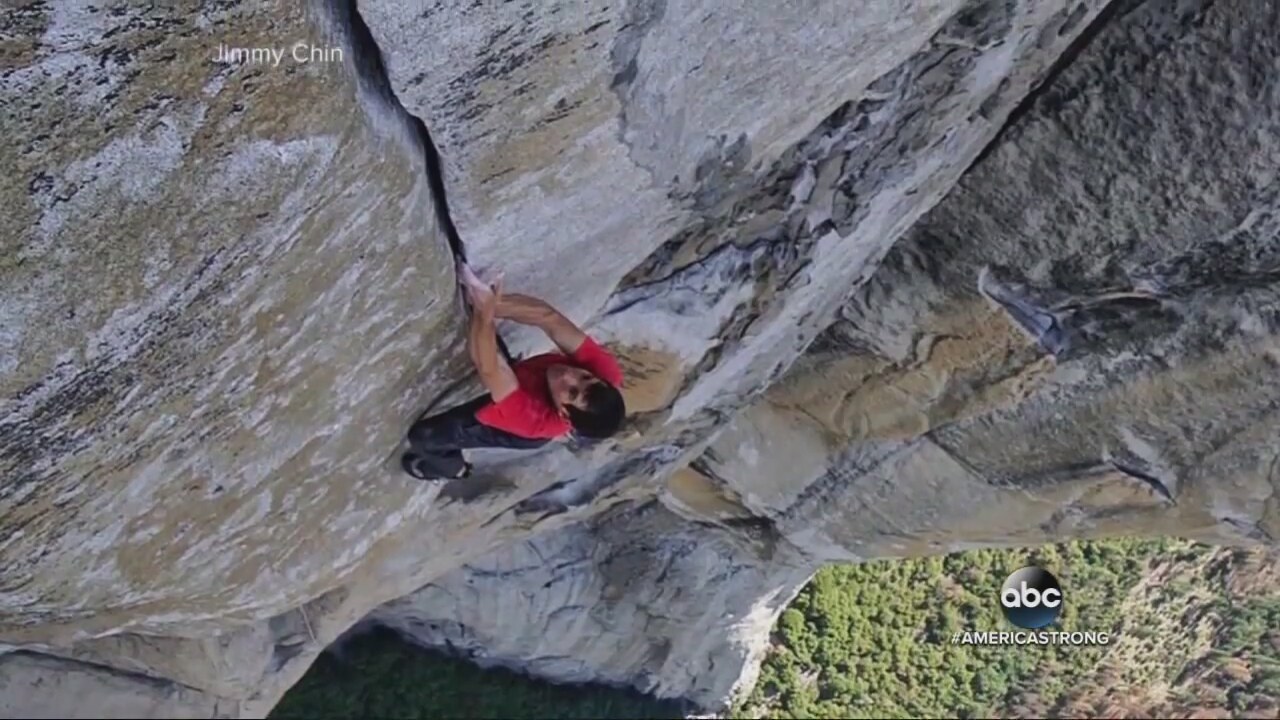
left=457, top=260, right=488, bottom=293
left=465, top=280, right=492, bottom=309
left=458, top=260, right=506, bottom=293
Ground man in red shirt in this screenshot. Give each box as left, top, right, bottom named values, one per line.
left=401, top=270, right=626, bottom=482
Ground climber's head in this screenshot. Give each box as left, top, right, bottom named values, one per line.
left=547, top=364, right=626, bottom=439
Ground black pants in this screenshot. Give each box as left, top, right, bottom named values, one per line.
left=405, top=394, right=549, bottom=478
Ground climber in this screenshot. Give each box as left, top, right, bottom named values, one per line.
left=400, top=262, right=627, bottom=481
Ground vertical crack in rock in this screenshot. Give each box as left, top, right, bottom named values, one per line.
left=327, top=0, right=466, bottom=263
left=326, top=0, right=513, bottom=361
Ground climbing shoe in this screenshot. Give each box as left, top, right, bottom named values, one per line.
left=400, top=452, right=471, bottom=482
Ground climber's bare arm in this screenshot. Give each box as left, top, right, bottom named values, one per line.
left=467, top=283, right=518, bottom=401
left=495, top=293, right=587, bottom=355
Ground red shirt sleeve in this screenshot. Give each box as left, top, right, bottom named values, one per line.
left=571, top=336, right=624, bottom=387
left=473, top=388, right=570, bottom=439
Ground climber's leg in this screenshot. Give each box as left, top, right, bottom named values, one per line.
left=404, top=396, right=487, bottom=481
left=408, top=398, right=549, bottom=452
left=408, top=395, right=492, bottom=445
left=404, top=394, right=547, bottom=481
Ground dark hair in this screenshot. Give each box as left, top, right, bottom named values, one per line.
left=565, top=381, right=626, bottom=439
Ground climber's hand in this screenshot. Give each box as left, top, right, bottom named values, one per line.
left=468, top=274, right=502, bottom=321
left=465, top=273, right=516, bottom=402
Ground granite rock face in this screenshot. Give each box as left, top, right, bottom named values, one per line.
left=3, top=0, right=1277, bottom=716
left=380, top=0, right=1280, bottom=708
left=0, top=651, right=238, bottom=719
left=708, top=0, right=1280, bottom=562
left=2, top=1, right=464, bottom=714
left=372, top=501, right=813, bottom=710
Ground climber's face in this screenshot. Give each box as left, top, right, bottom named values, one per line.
left=547, top=364, right=601, bottom=415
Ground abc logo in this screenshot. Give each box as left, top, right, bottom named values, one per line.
left=1000, top=566, right=1062, bottom=629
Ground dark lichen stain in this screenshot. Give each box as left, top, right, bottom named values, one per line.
left=442, top=29, right=574, bottom=119
left=439, top=472, right=519, bottom=504
left=610, top=58, right=638, bottom=89
left=540, top=96, right=584, bottom=127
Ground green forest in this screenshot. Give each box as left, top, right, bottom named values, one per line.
left=272, top=537, right=1278, bottom=719
left=270, top=627, right=686, bottom=720
left=742, top=537, right=1179, bottom=718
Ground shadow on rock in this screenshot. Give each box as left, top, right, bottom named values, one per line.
left=439, top=472, right=519, bottom=504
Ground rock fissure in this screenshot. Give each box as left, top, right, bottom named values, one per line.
left=969, top=0, right=1133, bottom=168
left=329, top=0, right=463, bottom=263
left=329, top=0, right=518, bottom=393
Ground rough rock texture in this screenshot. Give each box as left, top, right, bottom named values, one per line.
left=1, top=0, right=463, bottom=714
left=372, top=501, right=813, bottom=708
left=358, top=0, right=1100, bottom=374
left=706, top=0, right=1280, bottom=561
left=357, top=0, right=977, bottom=349
left=3, top=0, right=457, bottom=630
left=3, top=0, right=1278, bottom=716
left=0, top=651, right=238, bottom=718
left=380, top=0, right=1280, bottom=708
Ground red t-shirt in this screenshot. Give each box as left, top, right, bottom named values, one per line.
left=474, top=336, right=624, bottom=439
